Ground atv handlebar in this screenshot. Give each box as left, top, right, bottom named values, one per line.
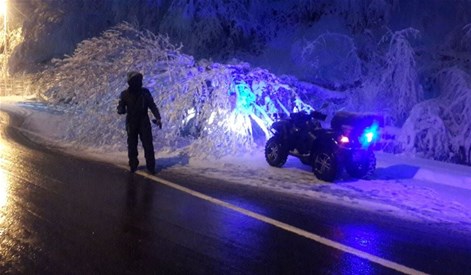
left=275, top=110, right=327, bottom=122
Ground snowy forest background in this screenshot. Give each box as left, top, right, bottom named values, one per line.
left=2, top=0, right=471, bottom=164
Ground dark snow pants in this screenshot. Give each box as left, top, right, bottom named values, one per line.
left=126, top=119, right=155, bottom=172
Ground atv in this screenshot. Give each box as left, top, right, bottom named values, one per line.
left=264, top=110, right=383, bottom=182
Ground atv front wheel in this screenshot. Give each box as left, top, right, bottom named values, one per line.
left=313, top=149, right=339, bottom=182
left=265, top=136, right=288, bottom=167
left=345, top=150, right=376, bottom=178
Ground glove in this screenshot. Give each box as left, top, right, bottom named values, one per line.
left=117, top=105, right=126, bottom=115
left=152, top=119, right=162, bottom=129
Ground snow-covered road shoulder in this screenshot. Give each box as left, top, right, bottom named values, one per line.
left=375, top=151, right=471, bottom=190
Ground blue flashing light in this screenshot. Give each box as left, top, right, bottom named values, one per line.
left=365, top=131, right=375, bottom=143
left=360, top=123, right=379, bottom=148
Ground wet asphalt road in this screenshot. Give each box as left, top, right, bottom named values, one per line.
left=0, top=110, right=470, bottom=274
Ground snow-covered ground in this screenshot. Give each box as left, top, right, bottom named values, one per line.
left=2, top=95, right=471, bottom=235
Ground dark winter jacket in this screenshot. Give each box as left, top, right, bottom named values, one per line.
left=117, top=86, right=161, bottom=125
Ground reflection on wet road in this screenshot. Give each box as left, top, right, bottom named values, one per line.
left=0, top=105, right=401, bottom=274
left=0, top=159, right=8, bottom=208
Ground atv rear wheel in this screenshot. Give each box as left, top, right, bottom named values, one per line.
left=265, top=136, right=288, bottom=167
left=313, top=149, right=339, bottom=182
left=345, top=149, right=376, bottom=178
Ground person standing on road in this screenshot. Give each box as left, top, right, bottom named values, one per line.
left=117, top=71, right=162, bottom=174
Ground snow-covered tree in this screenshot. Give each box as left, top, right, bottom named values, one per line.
left=159, top=0, right=263, bottom=58
left=354, top=28, right=422, bottom=127
left=399, top=67, right=471, bottom=163
left=284, top=0, right=393, bottom=33
left=380, top=28, right=422, bottom=125
left=30, top=23, right=331, bottom=158
left=293, top=32, right=361, bottom=88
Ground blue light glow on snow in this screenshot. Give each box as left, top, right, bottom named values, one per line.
left=224, top=81, right=273, bottom=139
left=231, top=81, right=256, bottom=114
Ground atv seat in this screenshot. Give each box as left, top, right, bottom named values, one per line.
left=331, top=111, right=384, bottom=132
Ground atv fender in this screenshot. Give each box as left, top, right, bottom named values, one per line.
left=310, top=132, right=338, bottom=156
left=270, top=120, right=291, bottom=139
